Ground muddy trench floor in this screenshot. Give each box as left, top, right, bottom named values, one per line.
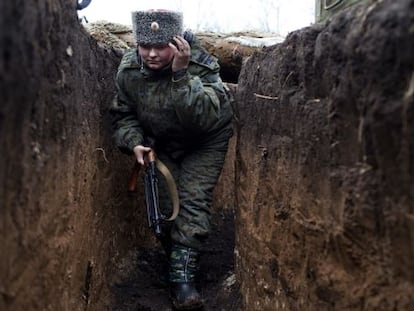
left=111, top=210, right=242, bottom=311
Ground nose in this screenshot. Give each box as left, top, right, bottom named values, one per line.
left=149, top=48, right=157, bottom=57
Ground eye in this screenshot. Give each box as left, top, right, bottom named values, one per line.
left=154, top=44, right=168, bottom=49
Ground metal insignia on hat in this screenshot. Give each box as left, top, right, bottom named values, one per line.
left=150, top=21, right=160, bottom=32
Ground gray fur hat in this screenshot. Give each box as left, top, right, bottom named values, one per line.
left=131, top=10, right=183, bottom=45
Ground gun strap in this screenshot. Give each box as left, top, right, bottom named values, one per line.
left=155, top=158, right=180, bottom=221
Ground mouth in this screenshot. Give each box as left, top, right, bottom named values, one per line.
left=146, top=60, right=160, bottom=66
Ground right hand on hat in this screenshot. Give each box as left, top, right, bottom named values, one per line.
left=169, top=36, right=190, bottom=73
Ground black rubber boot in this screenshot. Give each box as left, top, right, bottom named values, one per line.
left=158, top=233, right=172, bottom=256
left=157, top=233, right=172, bottom=286
left=169, top=244, right=203, bottom=310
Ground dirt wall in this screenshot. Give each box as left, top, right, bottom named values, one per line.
left=235, top=0, right=414, bottom=310
left=0, top=1, right=154, bottom=310
left=0, top=1, right=239, bottom=310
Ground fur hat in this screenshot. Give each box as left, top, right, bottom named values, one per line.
left=131, top=10, right=183, bottom=45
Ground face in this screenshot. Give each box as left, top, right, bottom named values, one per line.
left=138, top=44, right=174, bottom=70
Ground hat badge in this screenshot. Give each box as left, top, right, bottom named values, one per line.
left=151, top=21, right=160, bottom=32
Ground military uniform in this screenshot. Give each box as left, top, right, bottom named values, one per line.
left=110, top=33, right=233, bottom=249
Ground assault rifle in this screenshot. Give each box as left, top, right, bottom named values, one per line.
left=143, top=149, right=163, bottom=236
left=128, top=149, right=179, bottom=238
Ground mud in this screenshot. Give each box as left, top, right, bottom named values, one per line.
left=111, top=210, right=241, bottom=311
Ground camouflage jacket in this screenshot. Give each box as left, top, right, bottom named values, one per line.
left=110, top=33, right=233, bottom=157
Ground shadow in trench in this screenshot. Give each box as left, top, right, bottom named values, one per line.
left=111, top=209, right=242, bottom=311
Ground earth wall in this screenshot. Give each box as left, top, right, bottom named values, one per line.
left=235, top=0, right=414, bottom=309
left=0, top=1, right=153, bottom=310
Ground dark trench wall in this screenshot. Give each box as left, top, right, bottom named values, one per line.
left=235, top=0, right=413, bottom=310
left=0, top=1, right=153, bottom=310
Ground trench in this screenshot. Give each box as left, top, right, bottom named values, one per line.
left=2, top=1, right=414, bottom=311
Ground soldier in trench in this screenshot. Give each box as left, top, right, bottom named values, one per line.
left=109, top=10, right=233, bottom=310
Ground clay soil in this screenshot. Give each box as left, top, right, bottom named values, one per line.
left=234, top=0, right=414, bottom=309
left=1, top=1, right=241, bottom=310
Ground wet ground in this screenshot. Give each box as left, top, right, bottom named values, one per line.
left=112, top=210, right=242, bottom=311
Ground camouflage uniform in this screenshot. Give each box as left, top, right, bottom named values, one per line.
left=110, top=33, right=233, bottom=249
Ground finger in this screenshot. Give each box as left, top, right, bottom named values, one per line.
left=173, top=36, right=188, bottom=50
left=171, top=36, right=182, bottom=48
left=135, top=147, right=151, bottom=165
left=168, top=42, right=179, bottom=52
left=174, top=35, right=186, bottom=43
left=137, top=156, right=144, bottom=166
left=173, top=35, right=182, bottom=43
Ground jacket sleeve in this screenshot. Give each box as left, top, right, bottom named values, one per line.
left=109, top=71, right=144, bottom=154
left=170, top=58, right=233, bottom=134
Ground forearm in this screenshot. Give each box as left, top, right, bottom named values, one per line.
left=110, top=97, right=144, bottom=153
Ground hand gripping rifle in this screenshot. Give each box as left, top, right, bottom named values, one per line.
left=128, top=149, right=179, bottom=238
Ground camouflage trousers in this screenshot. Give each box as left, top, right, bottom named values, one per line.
left=156, top=128, right=232, bottom=249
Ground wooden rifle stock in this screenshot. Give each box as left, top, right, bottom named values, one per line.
left=127, top=161, right=140, bottom=192
left=127, top=150, right=155, bottom=192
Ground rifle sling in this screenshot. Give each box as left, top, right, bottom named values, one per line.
left=155, top=158, right=180, bottom=221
